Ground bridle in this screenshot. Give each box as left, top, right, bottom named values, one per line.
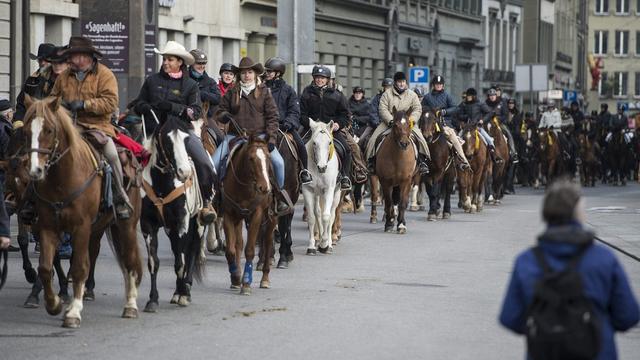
left=25, top=117, right=70, bottom=174
left=311, top=128, right=334, bottom=164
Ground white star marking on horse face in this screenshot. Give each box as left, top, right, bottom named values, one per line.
left=29, top=116, right=44, bottom=179
left=256, top=147, right=271, bottom=193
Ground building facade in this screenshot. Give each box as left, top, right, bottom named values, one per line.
left=587, top=0, right=640, bottom=113
left=481, top=0, right=523, bottom=98
left=392, top=0, right=485, bottom=102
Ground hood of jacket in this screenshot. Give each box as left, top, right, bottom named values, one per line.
left=537, top=224, right=595, bottom=258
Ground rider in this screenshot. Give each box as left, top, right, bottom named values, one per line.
left=14, top=43, right=57, bottom=123
left=0, top=99, right=17, bottom=252
left=485, top=88, right=518, bottom=162
left=299, top=65, right=354, bottom=190
left=538, top=100, right=572, bottom=160
left=218, top=63, right=235, bottom=96
left=48, top=36, right=132, bottom=219
left=348, top=86, right=372, bottom=139
left=606, top=105, right=631, bottom=144
left=133, top=40, right=217, bottom=224
left=263, top=57, right=313, bottom=185
left=568, top=101, right=585, bottom=131
left=362, top=78, right=393, bottom=149
left=366, top=71, right=430, bottom=175
left=456, top=88, right=503, bottom=164
left=212, top=57, right=291, bottom=214
left=188, top=48, right=224, bottom=145
left=420, top=74, right=471, bottom=170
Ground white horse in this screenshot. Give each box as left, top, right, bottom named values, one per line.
left=302, top=119, right=342, bottom=255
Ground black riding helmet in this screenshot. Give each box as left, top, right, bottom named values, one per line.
left=312, top=65, right=331, bottom=78
left=219, top=63, right=235, bottom=75
left=382, top=78, right=393, bottom=87
left=432, top=75, right=445, bottom=84
left=352, top=86, right=364, bottom=95
left=265, top=57, right=286, bottom=75
left=465, top=88, right=477, bottom=98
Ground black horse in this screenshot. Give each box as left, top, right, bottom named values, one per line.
left=606, top=130, right=631, bottom=186
left=141, top=116, right=206, bottom=312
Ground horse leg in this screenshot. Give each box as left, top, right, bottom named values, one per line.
left=325, top=188, right=342, bottom=252
left=260, top=215, right=277, bottom=289
left=409, top=184, right=419, bottom=211
left=381, top=182, right=394, bottom=232
left=240, top=209, right=263, bottom=295
left=18, top=223, right=38, bottom=284
left=425, top=182, right=437, bottom=221
left=277, top=214, right=293, bottom=268
left=83, top=231, right=101, bottom=302
left=443, top=174, right=453, bottom=218
left=109, top=220, right=143, bottom=317
left=371, top=175, right=381, bottom=205
left=143, top=229, right=160, bottom=313
left=332, top=198, right=342, bottom=246
left=62, top=226, right=91, bottom=328
left=302, top=189, right=317, bottom=255
left=38, top=228, right=63, bottom=317
left=53, top=254, right=70, bottom=304
left=223, top=216, right=241, bottom=289
left=396, top=181, right=411, bottom=234
left=318, top=190, right=334, bottom=252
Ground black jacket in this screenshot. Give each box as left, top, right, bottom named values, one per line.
left=348, top=96, right=372, bottom=136
left=456, top=99, right=494, bottom=126
left=369, top=93, right=383, bottom=128
left=485, top=98, right=508, bottom=123
left=300, top=84, right=350, bottom=130
left=569, top=109, right=585, bottom=130
left=266, top=78, right=300, bottom=131
left=188, top=67, right=220, bottom=118
left=133, top=66, right=202, bottom=125
left=14, top=67, right=57, bottom=121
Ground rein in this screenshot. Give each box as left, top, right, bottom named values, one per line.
left=223, top=142, right=271, bottom=219
left=312, top=128, right=335, bottom=163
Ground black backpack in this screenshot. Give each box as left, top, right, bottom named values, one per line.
left=525, top=245, right=602, bottom=360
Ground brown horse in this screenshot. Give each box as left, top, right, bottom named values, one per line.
left=372, top=109, right=416, bottom=233
left=537, top=128, right=566, bottom=184
left=460, top=124, right=489, bottom=213
left=22, top=97, right=142, bottom=328
left=222, top=135, right=277, bottom=294
left=577, top=132, right=598, bottom=187
left=420, top=109, right=457, bottom=220
left=486, top=116, right=510, bottom=203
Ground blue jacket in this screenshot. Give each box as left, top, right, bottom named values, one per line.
left=499, top=225, right=640, bottom=360
left=421, top=90, right=458, bottom=126
left=369, top=93, right=383, bottom=128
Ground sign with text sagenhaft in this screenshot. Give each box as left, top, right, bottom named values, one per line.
left=80, top=0, right=129, bottom=73
left=145, top=24, right=157, bottom=76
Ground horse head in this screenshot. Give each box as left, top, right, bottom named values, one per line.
left=537, top=128, right=550, bottom=152
left=308, top=119, right=334, bottom=173
left=245, top=134, right=272, bottom=194
left=420, top=108, right=439, bottom=142
left=153, top=115, right=193, bottom=182
left=391, top=109, right=413, bottom=150
left=461, top=123, right=479, bottom=158
left=23, top=96, right=80, bottom=180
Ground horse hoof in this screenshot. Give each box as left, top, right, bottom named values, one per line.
left=397, top=225, right=407, bottom=234
left=256, top=262, right=263, bottom=272
left=170, top=293, right=180, bottom=304
left=62, top=317, right=81, bottom=329
left=427, top=214, right=436, bottom=222
left=306, top=248, right=317, bottom=256
left=46, top=296, right=63, bottom=316
left=122, top=307, right=138, bottom=319
left=240, top=285, right=251, bottom=296
left=409, top=205, right=419, bottom=212
left=25, top=268, right=38, bottom=284
left=443, top=212, right=451, bottom=219
left=24, top=295, right=39, bottom=308
left=302, top=214, right=308, bottom=222
left=143, top=301, right=159, bottom=313
left=230, top=284, right=241, bottom=290
left=384, top=225, right=394, bottom=232
left=60, top=294, right=71, bottom=305
left=419, top=205, right=427, bottom=211
left=277, top=258, right=289, bottom=269
left=318, top=246, right=329, bottom=254
left=286, top=253, right=294, bottom=262
left=177, top=296, right=190, bottom=307
left=260, top=280, right=270, bottom=289
left=370, top=217, right=377, bottom=224
left=83, top=289, right=95, bottom=302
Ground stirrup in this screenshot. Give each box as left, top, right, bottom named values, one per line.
left=340, top=176, right=352, bottom=190
left=299, top=169, right=313, bottom=185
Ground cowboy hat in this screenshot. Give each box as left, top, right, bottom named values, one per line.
left=45, top=46, right=69, bottom=63
left=154, top=41, right=195, bottom=66
left=63, top=36, right=103, bottom=58
left=29, top=43, right=56, bottom=61
left=234, top=57, right=264, bottom=75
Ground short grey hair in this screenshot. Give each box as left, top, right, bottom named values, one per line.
left=542, top=180, right=582, bottom=225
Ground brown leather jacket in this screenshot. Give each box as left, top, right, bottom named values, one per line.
left=50, top=62, right=119, bottom=137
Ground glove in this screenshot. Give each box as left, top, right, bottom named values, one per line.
left=281, top=122, right=292, bottom=132
left=219, top=112, right=233, bottom=124
left=268, top=143, right=276, bottom=152
left=69, top=100, right=84, bottom=112
left=135, top=102, right=152, bottom=116
left=440, top=109, right=447, bottom=116
left=157, top=100, right=172, bottom=112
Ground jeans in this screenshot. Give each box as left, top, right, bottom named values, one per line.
left=478, top=127, right=495, bottom=147
left=185, top=130, right=216, bottom=200
left=212, top=134, right=285, bottom=189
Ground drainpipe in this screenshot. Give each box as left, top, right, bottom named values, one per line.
left=22, top=0, right=30, bottom=82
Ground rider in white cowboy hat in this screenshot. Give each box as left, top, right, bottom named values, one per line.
left=132, top=40, right=217, bottom=224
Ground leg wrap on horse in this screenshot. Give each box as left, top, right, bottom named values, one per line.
left=186, top=131, right=215, bottom=200
left=333, top=131, right=352, bottom=176
left=290, top=130, right=309, bottom=169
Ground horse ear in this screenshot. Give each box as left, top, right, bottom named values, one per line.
left=328, top=120, right=334, bottom=131
left=44, top=96, right=61, bottom=112
left=309, top=118, right=317, bottom=129
left=392, top=106, right=397, bottom=114
left=23, top=94, right=34, bottom=110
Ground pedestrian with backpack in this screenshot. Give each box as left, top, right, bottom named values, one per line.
left=499, top=180, right=639, bottom=360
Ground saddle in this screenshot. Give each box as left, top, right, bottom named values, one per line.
left=277, top=130, right=299, bottom=162
left=218, top=136, right=248, bottom=184
left=374, top=129, right=418, bottom=159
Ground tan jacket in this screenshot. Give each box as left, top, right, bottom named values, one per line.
left=50, top=62, right=119, bottom=137
left=379, top=87, right=422, bottom=125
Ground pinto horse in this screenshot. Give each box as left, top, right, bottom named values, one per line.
left=302, top=119, right=342, bottom=254
left=537, top=128, right=566, bottom=184
left=141, top=116, right=207, bottom=310
left=222, top=134, right=277, bottom=294
left=486, top=117, right=510, bottom=203
left=23, top=98, right=142, bottom=328
left=420, top=109, right=456, bottom=221
left=373, top=109, right=416, bottom=233
left=460, top=124, right=489, bottom=213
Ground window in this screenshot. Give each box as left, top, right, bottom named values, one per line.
left=635, top=72, right=640, bottom=96
left=616, top=0, right=629, bottom=13
left=637, top=31, right=640, bottom=55
left=615, top=30, right=629, bottom=55
left=599, top=72, right=608, bottom=97
left=595, top=0, right=609, bottom=13
left=594, top=30, right=608, bottom=55
left=613, top=72, right=628, bottom=96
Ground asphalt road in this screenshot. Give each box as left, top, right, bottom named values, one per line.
left=1, top=183, right=639, bottom=360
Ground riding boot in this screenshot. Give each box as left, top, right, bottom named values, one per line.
left=275, top=188, right=293, bottom=216
left=340, top=175, right=352, bottom=191
left=299, top=169, right=313, bottom=185
left=488, top=145, right=504, bottom=164
left=104, top=140, right=133, bottom=220
left=418, top=154, right=430, bottom=175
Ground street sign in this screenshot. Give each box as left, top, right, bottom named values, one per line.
left=515, top=64, right=548, bottom=92
left=547, top=90, right=563, bottom=99
left=563, top=90, right=577, bottom=102
left=409, top=67, right=430, bottom=86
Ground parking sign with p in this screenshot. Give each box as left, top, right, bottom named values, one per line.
left=409, top=67, right=430, bottom=87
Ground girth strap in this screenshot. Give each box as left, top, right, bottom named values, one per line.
left=142, top=176, right=193, bottom=221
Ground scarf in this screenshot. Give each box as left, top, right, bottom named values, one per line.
left=190, top=69, right=204, bottom=79
left=168, top=70, right=183, bottom=80
left=240, top=81, right=256, bottom=96
left=394, top=84, right=406, bottom=94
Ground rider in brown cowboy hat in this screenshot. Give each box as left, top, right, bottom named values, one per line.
left=50, top=36, right=133, bottom=219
